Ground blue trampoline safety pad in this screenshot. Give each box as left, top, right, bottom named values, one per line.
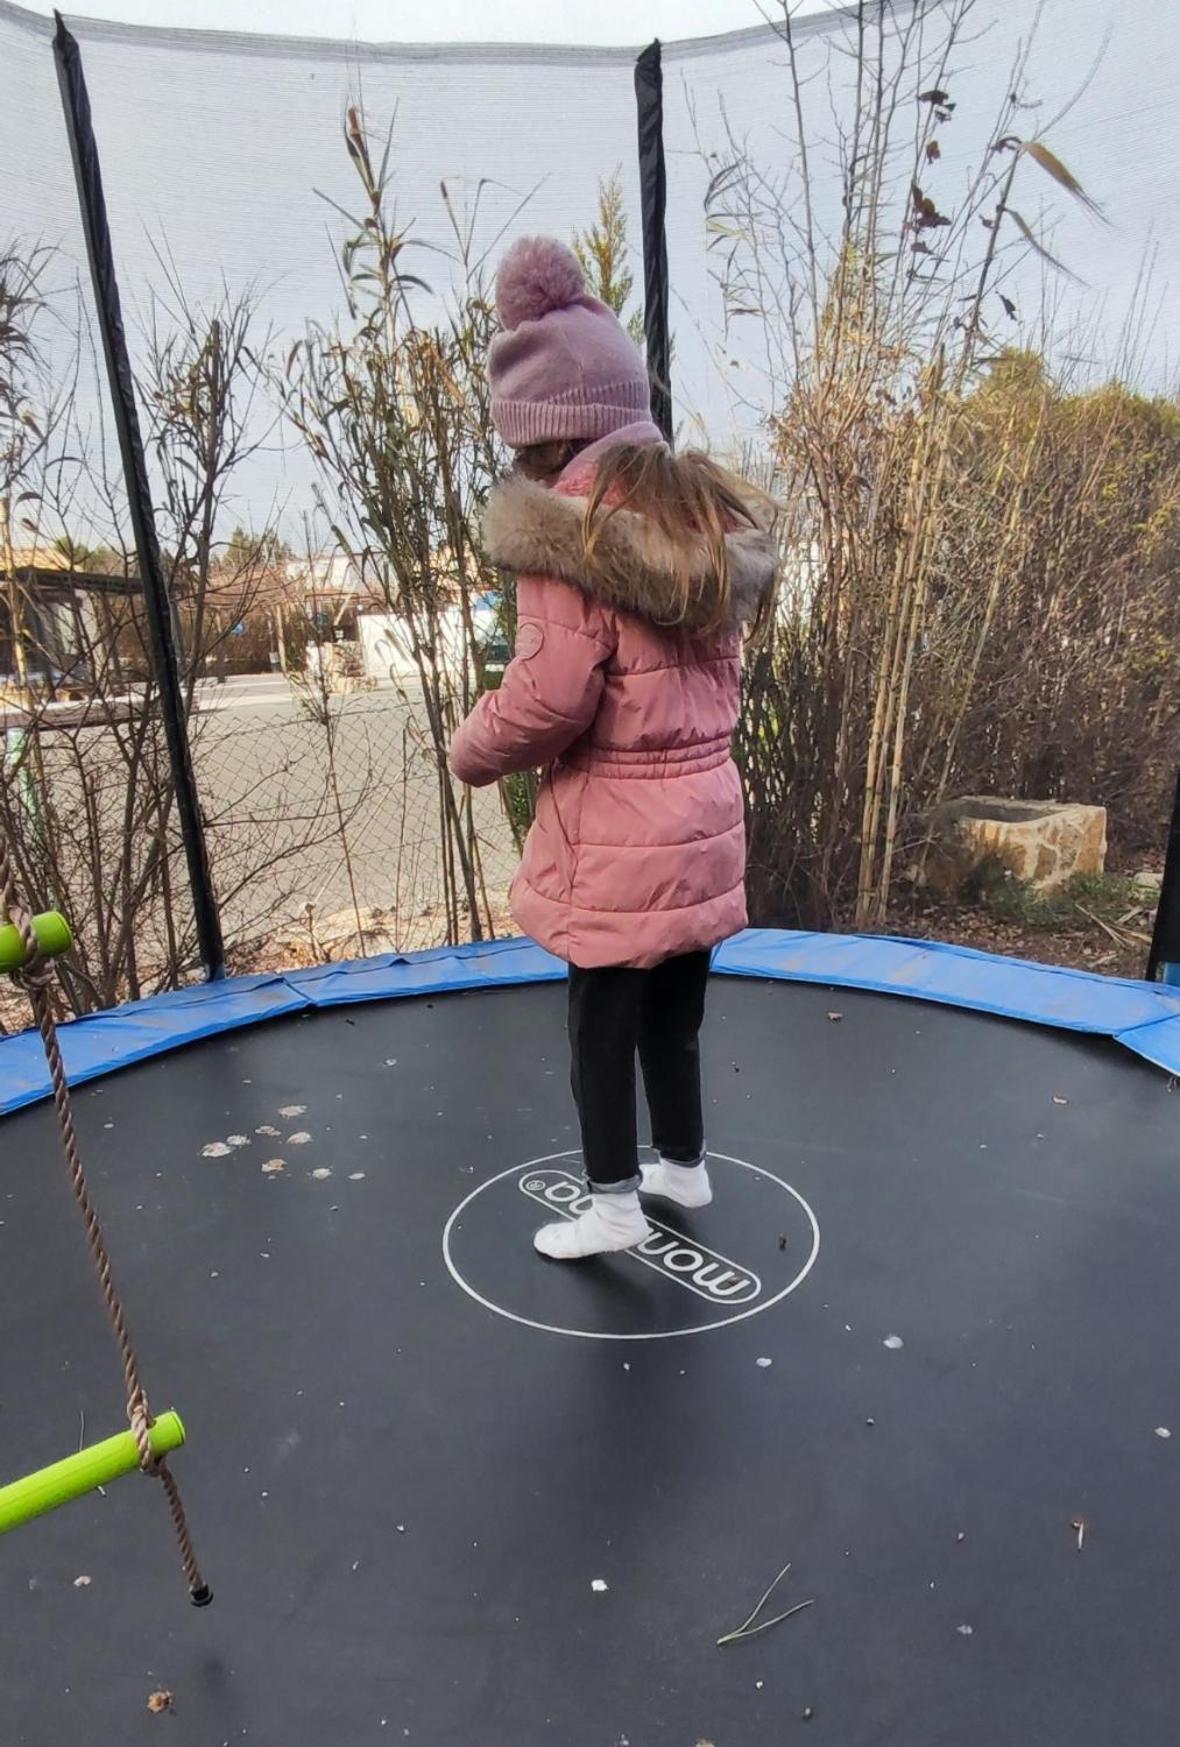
left=713, top=930, right=1180, bottom=1074
left=0, top=940, right=565, bottom=1114
left=0, top=974, right=308, bottom=1115
left=3, top=930, right=1179, bottom=1116
left=284, top=938, right=567, bottom=1006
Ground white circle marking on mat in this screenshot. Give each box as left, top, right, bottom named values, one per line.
left=441, top=1149, right=820, bottom=1342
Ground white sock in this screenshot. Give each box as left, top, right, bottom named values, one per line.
left=533, top=1190, right=651, bottom=1260
left=640, top=1155, right=713, bottom=1209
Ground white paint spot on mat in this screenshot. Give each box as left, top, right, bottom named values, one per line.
left=279, top=1105, right=306, bottom=1118
left=201, top=1142, right=231, bottom=1158
left=883, top=1335, right=905, bottom=1350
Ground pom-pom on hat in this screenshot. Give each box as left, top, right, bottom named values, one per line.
left=488, top=235, right=651, bottom=449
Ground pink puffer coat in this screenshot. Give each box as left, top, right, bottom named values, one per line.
left=448, top=427, right=777, bottom=969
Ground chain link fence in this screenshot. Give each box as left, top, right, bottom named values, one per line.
left=5, top=0, right=1180, bottom=1038
left=194, top=684, right=517, bottom=971
left=0, top=678, right=519, bottom=1035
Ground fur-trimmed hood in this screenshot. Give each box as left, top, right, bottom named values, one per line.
left=482, top=472, right=779, bottom=636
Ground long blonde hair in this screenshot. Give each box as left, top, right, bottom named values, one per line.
left=582, top=443, right=770, bottom=635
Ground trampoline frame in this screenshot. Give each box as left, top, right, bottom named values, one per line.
left=5, top=927, right=1180, bottom=1119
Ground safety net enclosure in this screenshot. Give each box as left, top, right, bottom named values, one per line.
left=3, top=0, right=1177, bottom=471
left=2, top=0, right=1179, bottom=993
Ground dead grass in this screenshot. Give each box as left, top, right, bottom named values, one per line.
left=888, top=866, right=1159, bottom=980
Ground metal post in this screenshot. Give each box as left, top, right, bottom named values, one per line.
left=53, top=14, right=225, bottom=980
left=634, top=40, right=672, bottom=442
left=1146, top=765, right=1180, bottom=984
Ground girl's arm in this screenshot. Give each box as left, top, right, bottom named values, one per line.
left=448, top=574, right=612, bottom=788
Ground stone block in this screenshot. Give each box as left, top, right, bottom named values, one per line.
left=924, top=797, right=1107, bottom=895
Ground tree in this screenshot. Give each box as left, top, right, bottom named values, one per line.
left=716, top=0, right=1135, bottom=929
left=573, top=172, right=645, bottom=348
left=282, top=107, right=504, bottom=948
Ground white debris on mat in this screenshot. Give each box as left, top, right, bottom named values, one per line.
left=1156, top=1427, right=1172, bottom=1440
left=73, top=1575, right=91, bottom=1588
left=256, top=1124, right=280, bottom=1138
left=957, top=1624, right=974, bottom=1637
left=261, top=1160, right=285, bottom=1175
left=591, top=1579, right=609, bottom=1593
left=201, top=1142, right=232, bottom=1158
left=279, top=1105, right=307, bottom=1118
left=311, top=1168, right=333, bottom=1180
left=756, top=1357, right=773, bottom=1369
left=883, top=1335, right=905, bottom=1350
left=226, top=1134, right=250, bottom=1148
left=287, top=1132, right=311, bottom=1146
left=348, top=1172, right=366, bottom=1181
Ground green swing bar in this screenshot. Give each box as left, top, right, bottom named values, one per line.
left=0, top=1413, right=187, bottom=1535
left=0, top=900, right=204, bottom=1593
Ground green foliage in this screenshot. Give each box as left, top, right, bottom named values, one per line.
left=224, top=525, right=289, bottom=571
left=51, top=535, right=122, bottom=574
left=282, top=107, right=506, bottom=943
left=936, top=361, right=1180, bottom=849
left=499, top=770, right=539, bottom=854
left=982, top=870, right=1147, bottom=932
left=572, top=171, right=645, bottom=346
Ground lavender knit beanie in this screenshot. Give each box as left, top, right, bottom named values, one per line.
left=488, top=236, right=651, bottom=449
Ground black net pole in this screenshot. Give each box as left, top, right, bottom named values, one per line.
left=53, top=14, right=225, bottom=982
left=1146, top=764, right=1180, bottom=982
left=634, top=40, right=672, bottom=442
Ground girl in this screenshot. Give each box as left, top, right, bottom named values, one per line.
left=449, top=237, right=777, bottom=1261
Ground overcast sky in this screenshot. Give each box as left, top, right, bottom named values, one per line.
left=30, top=0, right=820, bottom=44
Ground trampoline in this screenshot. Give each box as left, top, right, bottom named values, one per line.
left=2, top=933, right=1180, bottom=1745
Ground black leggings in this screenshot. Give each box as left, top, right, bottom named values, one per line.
left=567, top=950, right=711, bottom=1191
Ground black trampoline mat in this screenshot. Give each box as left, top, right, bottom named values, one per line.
left=2, top=976, right=1179, bottom=1745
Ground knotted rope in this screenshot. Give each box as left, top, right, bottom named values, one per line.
left=0, top=833, right=210, bottom=1604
